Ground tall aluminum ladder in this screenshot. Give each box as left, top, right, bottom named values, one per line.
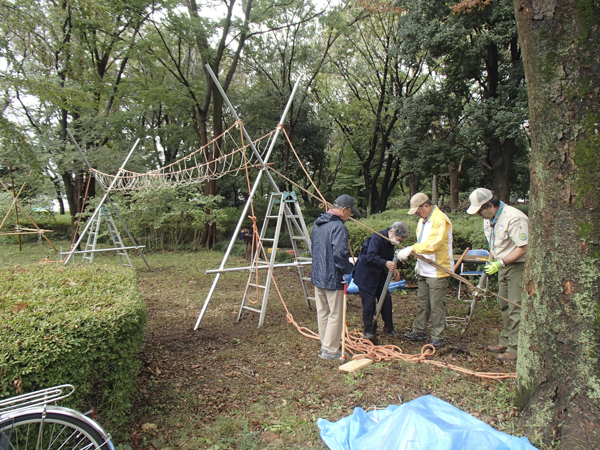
left=238, top=191, right=313, bottom=328
left=82, top=205, right=133, bottom=267
left=283, top=192, right=314, bottom=308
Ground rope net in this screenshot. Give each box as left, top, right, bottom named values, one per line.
left=91, top=121, right=276, bottom=192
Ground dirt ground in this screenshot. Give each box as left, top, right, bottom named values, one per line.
left=128, top=250, right=535, bottom=450
left=0, top=242, right=536, bottom=449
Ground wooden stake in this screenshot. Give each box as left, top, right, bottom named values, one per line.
left=453, top=247, right=470, bottom=272
left=339, top=358, right=373, bottom=373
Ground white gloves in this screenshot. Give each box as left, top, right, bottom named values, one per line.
left=396, top=246, right=413, bottom=262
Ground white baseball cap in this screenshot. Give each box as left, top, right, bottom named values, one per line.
left=467, top=188, right=493, bottom=214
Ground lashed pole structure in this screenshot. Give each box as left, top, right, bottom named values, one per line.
left=194, top=65, right=301, bottom=330
left=64, top=130, right=152, bottom=270
left=62, top=137, right=150, bottom=270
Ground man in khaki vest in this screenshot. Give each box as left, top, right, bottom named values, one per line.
left=467, top=188, right=528, bottom=362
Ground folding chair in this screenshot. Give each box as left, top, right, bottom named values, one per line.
left=458, top=249, right=489, bottom=301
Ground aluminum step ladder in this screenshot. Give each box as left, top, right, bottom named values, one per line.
left=238, top=191, right=313, bottom=327
left=82, top=206, right=133, bottom=267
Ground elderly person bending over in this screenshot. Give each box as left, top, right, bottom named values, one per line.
left=352, top=222, right=409, bottom=339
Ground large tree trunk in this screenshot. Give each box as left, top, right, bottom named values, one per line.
left=489, top=136, right=517, bottom=201
left=448, top=160, right=459, bottom=211
left=407, top=172, right=416, bottom=198
left=513, top=1, right=600, bottom=447
left=431, top=174, right=439, bottom=205
left=62, top=170, right=95, bottom=244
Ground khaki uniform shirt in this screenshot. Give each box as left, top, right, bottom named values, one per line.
left=483, top=204, right=528, bottom=262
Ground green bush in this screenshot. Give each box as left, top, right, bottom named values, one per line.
left=275, top=250, right=294, bottom=263
left=212, top=240, right=245, bottom=258
left=0, top=264, right=146, bottom=428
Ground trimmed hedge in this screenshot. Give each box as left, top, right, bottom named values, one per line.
left=0, top=264, right=146, bottom=427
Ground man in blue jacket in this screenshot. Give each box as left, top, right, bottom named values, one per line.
left=311, top=194, right=358, bottom=360
left=353, top=222, right=409, bottom=339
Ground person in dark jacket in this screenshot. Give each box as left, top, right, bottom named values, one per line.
left=310, top=194, right=358, bottom=360
left=353, top=222, right=409, bottom=339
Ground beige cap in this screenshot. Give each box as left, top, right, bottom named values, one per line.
left=467, top=188, right=493, bottom=214
left=407, top=193, right=429, bottom=215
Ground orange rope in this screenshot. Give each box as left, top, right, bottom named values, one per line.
left=344, top=329, right=515, bottom=379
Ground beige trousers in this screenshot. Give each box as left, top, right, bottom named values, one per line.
left=314, top=287, right=344, bottom=354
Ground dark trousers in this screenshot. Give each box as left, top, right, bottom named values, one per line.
left=360, top=289, right=394, bottom=334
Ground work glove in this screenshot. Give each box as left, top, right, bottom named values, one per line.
left=484, top=260, right=502, bottom=275
left=396, top=246, right=413, bottom=262
left=343, top=273, right=352, bottom=284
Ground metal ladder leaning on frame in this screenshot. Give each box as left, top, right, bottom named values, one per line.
left=81, top=205, right=133, bottom=267
left=238, top=191, right=313, bottom=328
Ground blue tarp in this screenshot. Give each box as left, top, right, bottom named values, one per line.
left=346, top=279, right=406, bottom=295
left=318, top=395, right=537, bottom=450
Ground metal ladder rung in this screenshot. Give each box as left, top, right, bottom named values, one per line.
left=296, top=256, right=312, bottom=261
left=238, top=191, right=313, bottom=327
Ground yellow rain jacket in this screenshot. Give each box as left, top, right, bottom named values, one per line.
left=413, top=206, right=453, bottom=278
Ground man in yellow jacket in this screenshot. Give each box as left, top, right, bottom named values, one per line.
left=397, top=193, right=454, bottom=350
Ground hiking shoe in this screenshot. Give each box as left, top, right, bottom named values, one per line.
left=385, top=330, right=399, bottom=337
left=487, top=344, right=508, bottom=353
left=320, top=350, right=342, bottom=360
left=363, top=332, right=375, bottom=339
left=430, top=339, right=444, bottom=350
left=497, top=351, right=517, bottom=362
left=403, top=332, right=427, bottom=341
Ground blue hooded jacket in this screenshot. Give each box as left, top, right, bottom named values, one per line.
left=310, top=212, right=354, bottom=290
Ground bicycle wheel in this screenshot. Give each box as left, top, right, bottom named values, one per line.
left=0, top=406, right=114, bottom=450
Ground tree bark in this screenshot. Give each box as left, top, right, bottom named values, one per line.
left=489, top=136, right=517, bottom=201
left=407, top=172, right=416, bottom=198
left=448, top=160, right=459, bottom=211
left=513, top=0, right=600, bottom=447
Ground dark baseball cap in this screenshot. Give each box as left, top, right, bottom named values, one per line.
left=332, top=194, right=360, bottom=217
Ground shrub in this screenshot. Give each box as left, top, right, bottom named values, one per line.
left=0, top=264, right=146, bottom=428
left=275, top=250, right=294, bottom=263
left=212, top=241, right=245, bottom=258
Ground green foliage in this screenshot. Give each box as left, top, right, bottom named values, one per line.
left=393, top=0, right=529, bottom=200
left=275, top=250, right=294, bottom=263
left=91, top=187, right=222, bottom=251
left=447, top=213, right=490, bottom=252
left=0, top=264, right=146, bottom=428
left=212, top=241, right=246, bottom=258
